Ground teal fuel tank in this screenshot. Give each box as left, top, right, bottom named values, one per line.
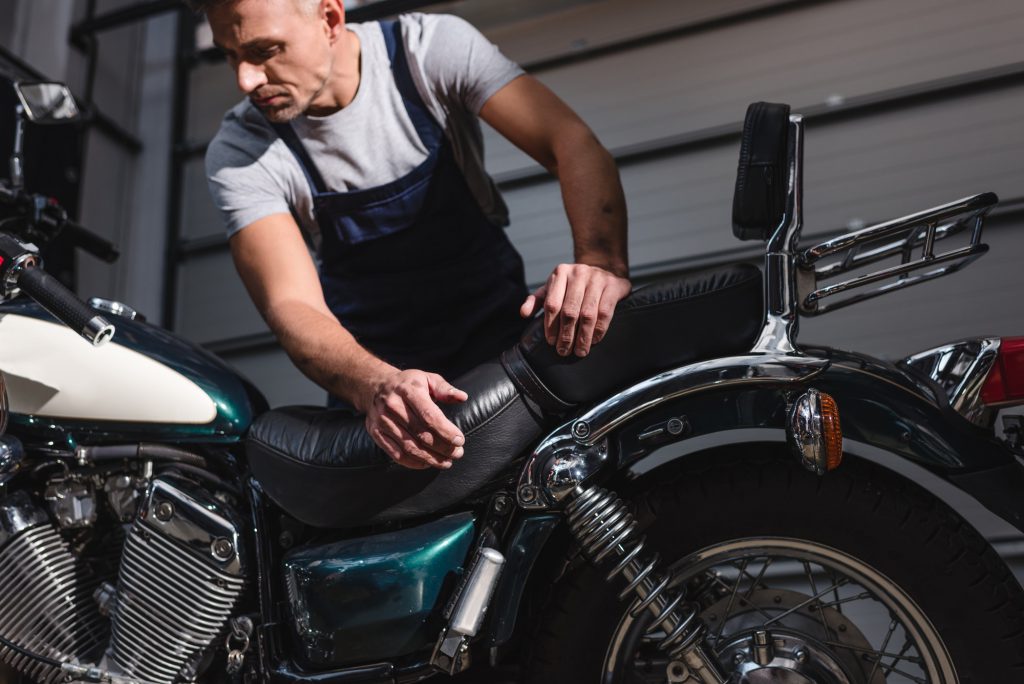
left=0, top=300, right=266, bottom=444
left=282, top=512, right=477, bottom=667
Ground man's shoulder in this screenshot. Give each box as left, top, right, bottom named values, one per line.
left=206, top=99, right=278, bottom=173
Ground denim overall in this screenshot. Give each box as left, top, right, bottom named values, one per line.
left=271, top=21, right=528, bottom=404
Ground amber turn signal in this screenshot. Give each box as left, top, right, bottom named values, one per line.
left=789, top=388, right=843, bottom=475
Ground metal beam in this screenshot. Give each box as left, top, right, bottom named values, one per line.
left=70, top=0, right=183, bottom=43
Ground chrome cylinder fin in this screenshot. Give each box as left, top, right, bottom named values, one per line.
left=109, top=476, right=246, bottom=684
left=0, top=522, right=108, bottom=684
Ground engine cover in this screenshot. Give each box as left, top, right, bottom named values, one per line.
left=110, top=475, right=247, bottom=684
left=0, top=490, right=108, bottom=684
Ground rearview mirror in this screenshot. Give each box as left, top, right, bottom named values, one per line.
left=14, top=82, right=80, bottom=124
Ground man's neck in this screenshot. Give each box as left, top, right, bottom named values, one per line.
left=307, top=27, right=361, bottom=116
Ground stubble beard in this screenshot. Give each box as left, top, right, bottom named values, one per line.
left=259, top=57, right=333, bottom=123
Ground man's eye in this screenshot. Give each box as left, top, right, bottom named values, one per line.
left=251, top=46, right=279, bottom=61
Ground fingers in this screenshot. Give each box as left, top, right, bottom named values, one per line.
left=365, top=370, right=468, bottom=470
left=542, top=269, right=568, bottom=346
left=427, top=374, right=468, bottom=404
left=539, top=264, right=631, bottom=357
left=519, top=283, right=547, bottom=318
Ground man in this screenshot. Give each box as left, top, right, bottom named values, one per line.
left=199, top=0, right=631, bottom=470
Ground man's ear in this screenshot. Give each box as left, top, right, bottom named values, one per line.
left=322, top=0, right=345, bottom=42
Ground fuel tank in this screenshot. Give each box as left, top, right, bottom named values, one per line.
left=0, top=300, right=266, bottom=444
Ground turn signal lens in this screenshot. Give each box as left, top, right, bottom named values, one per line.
left=981, top=337, right=1024, bottom=406
left=790, top=388, right=843, bottom=475
left=818, top=391, right=843, bottom=471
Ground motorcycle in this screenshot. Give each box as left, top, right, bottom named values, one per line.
left=0, top=83, right=1022, bottom=684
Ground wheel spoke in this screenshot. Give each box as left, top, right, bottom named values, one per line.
left=762, top=579, right=849, bottom=627
left=802, top=560, right=834, bottom=639
left=712, top=558, right=749, bottom=643
left=866, top=619, right=899, bottom=682
left=817, top=591, right=872, bottom=610
left=823, top=640, right=923, bottom=665
left=706, top=574, right=776, bottom=623
left=741, top=557, right=774, bottom=602
left=883, top=639, right=916, bottom=677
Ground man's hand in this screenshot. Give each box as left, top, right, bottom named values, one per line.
left=520, top=263, right=631, bottom=357
left=363, top=369, right=469, bottom=470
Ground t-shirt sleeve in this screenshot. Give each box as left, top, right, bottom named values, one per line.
left=205, top=120, right=293, bottom=238
left=404, top=13, right=525, bottom=115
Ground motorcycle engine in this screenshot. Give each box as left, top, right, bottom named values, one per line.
left=0, top=490, right=109, bottom=684
left=0, top=472, right=247, bottom=684
left=108, top=474, right=247, bottom=684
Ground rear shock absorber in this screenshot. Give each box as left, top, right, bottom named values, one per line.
left=566, top=487, right=725, bottom=684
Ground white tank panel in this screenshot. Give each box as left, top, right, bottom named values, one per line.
left=0, top=313, right=217, bottom=424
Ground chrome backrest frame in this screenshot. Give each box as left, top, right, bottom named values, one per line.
left=750, top=115, right=805, bottom=354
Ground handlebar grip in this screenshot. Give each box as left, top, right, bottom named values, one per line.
left=17, top=267, right=115, bottom=346
left=63, top=221, right=120, bottom=263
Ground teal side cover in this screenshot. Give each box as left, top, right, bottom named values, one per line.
left=283, top=511, right=476, bottom=667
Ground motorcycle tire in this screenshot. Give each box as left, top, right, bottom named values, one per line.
left=524, top=450, right=1024, bottom=683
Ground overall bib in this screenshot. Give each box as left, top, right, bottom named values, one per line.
left=271, top=21, right=528, bottom=405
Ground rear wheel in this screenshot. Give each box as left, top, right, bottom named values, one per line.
left=524, top=452, right=1024, bottom=683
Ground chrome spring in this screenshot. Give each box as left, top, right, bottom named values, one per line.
left=566, top=488, right=723, bottom=682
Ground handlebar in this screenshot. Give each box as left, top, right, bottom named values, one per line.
left=0, top=181, right=119, bottom=262
left=16, top=267, right=115, bottom=346
left=0, top=233, right=114, bottom=346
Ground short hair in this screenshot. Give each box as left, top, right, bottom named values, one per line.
left=185, top=0, right=320, bottom=15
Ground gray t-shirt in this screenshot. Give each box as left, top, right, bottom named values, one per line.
left=205, top=13, right=524, bottom=249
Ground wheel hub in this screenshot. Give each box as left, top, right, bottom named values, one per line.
left=705, top=588, right=885, bottom=683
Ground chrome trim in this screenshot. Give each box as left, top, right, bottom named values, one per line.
left=0, top=490, right=48, bottom=548
left=789, top=389, right=827, bottom=475
left=518, top=354, right=828, bottom=510
left=751, top=115, right=804, bottom=354
left=517, top=432, right=609, bottom=510
left=904, top=337, right=1001, bottom=425
left=140, top=475, right=246, bottom=576
left=89, top=297, right=140, bottom=321
left=1, top=250, right=38, bottom=300
left=797, top=193, right=995, bottom=315
left=572, top=354, right=828, bottom=447
left=0, top=436, right=24, bottom=488
left=83, top=315, right=115, bottom=346
left=0, top=371, right=8, bottom=436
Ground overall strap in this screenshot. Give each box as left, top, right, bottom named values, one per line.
left=271, top=121, right=329, bottom=196
left=379, top=19, right=443, bottom=150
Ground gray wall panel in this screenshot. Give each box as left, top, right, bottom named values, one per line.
left=175, top=251, right=268, bottom=343
left=221, top=348, right=325, bottom=408
left=503, top=85, right=1024, bottom=283
left=482, top=0, right=1024, bottom=176
left=187, top=61, right=242, bottom=144
left=182, top=157, right=224, bottom=240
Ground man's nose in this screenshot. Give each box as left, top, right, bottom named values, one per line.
left=236, top=61, right=267, bottom=94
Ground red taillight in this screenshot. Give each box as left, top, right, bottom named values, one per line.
left=981, top=337, right=1024, bottom=405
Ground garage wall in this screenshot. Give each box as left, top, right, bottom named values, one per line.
left=172, top=0, right=1024, bottom=407
left=0, top=0, right=176, bottom=323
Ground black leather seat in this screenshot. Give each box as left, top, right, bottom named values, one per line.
left=246, top=263, right=763, bottom=529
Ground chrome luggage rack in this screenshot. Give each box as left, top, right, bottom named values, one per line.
left=749, top=113, right=997, bottom=355
left=797, top=192, right=995, bottom=315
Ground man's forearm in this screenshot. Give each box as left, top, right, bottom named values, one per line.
left=552, top=126, right=629, bottom=277
left=264, top=300, right=393, bottom=411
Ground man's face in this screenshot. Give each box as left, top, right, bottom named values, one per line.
left=208, top=0, right=335, bottom=122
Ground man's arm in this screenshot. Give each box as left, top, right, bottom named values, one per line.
left=479, top=74, right=631, bottom=357
left=229, top=213, right=466, bottom=469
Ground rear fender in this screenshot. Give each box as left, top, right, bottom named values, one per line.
left=617, top=355, right=1024, bottom=532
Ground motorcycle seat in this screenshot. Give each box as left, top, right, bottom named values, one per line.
left=246, top=263, right=763, bottom=529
